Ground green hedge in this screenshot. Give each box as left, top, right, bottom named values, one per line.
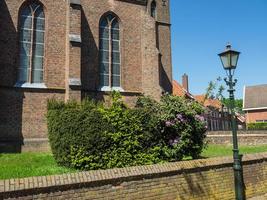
left=247, top=122, right=267, bottom=130
left=47, top=93, right=207, bottom=170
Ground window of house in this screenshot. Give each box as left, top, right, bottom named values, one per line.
left=99, top=14, right=121, bottom=90
left=18, top=2, right=45, bottom=85
left=151, top=1, right=156, bottom=18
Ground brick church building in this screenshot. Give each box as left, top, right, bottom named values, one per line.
left=0, top=0, right=172, bottom=152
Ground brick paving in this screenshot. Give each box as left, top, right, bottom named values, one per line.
left=248, top=193, right=267, bottom=200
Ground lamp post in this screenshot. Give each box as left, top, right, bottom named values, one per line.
left=218, top=44, right=245, bottom=200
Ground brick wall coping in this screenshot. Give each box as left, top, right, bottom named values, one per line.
left=1, top=152, right=267, bottom=198
left=207, top=130, right=267, bottom=135
left=207, top=134, right=267, bottom=137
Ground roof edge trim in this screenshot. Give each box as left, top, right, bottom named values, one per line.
left=243, top=107, right=267, bottom=111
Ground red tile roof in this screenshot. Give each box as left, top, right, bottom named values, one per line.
left=172, top=80, right=221, bottom=109
left=194, top=95, right=222, bottom=109
left=173, top=80, right=187, bottom=97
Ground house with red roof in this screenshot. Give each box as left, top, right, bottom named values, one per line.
left=194, top=94, right=232, bottom=131
left=172, top=74, right=194, bottom=99
left=243, top=84, right=267, bottom=124
left=172, top=74, right=241, bottom=131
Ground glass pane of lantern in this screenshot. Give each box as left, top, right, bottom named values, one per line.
left=220, top=54, right=231, bottom=69
left=231, top=53, right=239, bottom=69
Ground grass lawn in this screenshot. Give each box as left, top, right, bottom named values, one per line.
left=201, top=144, right=267, bottom=158
left=0, top=144, right=267, bottom=180
left=0, top=153, right=76, bottom=180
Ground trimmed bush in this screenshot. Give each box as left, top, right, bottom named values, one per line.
left=47, top=99, right=110, bottom=168
left=247, top=122, right=267, bottom=130
left=136, top=95, right=207, bottom=160
left=47, top=93, right=207, bottom=170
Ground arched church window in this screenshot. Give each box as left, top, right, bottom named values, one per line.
left=151, top=1, right=156, bottom=18
left=18, top=1, right=45, bottom=84
left=99, top=14, right=121, bottom=89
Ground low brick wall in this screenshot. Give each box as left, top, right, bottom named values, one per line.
left=207, top=131, right=267, bottom=145
left=1, top=153, right=267, bottom=200
left=208, top=130, right=267, bottom=135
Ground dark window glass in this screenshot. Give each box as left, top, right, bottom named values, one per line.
left=100, top=62, right=109, bottom=74
left=111, top=29, right=119, bottom=40
left=100, top=74, right=109, bottom=87
left=99, top=39, right=109, bottom=50
left=18, top=3, right=45, bottom=83
left=112, top=75, right=120, bottom=87
left=112, top=64, right=120, bottom=75
left=112, top=52, right=120, bottom=64
left=107, top=14, right=114, bottom=21
left=32, top=56, right=43, bottom=70
left=99, top=14, right=121, bottom=88
left=20, top=16, right=32, bottom=29
left=34, top=31, right=44, bottom=43
left=35, top=7, right=44, bottom=18
left=112, top=19, right=119, bottom=30
left=32, top=70, right=43, bottom=83
left=100, top=50, right=109, bottom=63
left=151, top=1, right=156, bottom=18
left=100, top=18, right=108, bottom=28
left=100, top=28, right=109, bottom=39
left=20, top=29, right=32, bottom=42
left=35, top=18, right=45, bottom=30
left=20, top=42, right=31, bottom=56
left=112, top=41, right=120, bottom=52
left=21, top=6, right=31, bottom=16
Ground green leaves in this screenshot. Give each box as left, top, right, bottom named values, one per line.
left=222, top=98, right=244, bottom=113
left=138, top=94, right=207, bottom=160
left=47, top=92, right=207, bottom=170
left=247, top=122, right=267, bottom=130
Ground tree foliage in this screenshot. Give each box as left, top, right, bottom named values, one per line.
left=47, top=93, right=207, bottom=170
left=204, top=77, right=225, bottom=102
left=222, top=98, right=244, bottom=113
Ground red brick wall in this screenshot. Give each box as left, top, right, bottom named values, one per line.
left=81, top=0, right=154, bottom=93
left=0, top=0, right=173, bottom=91
left=1, top=153, right=267, bottom=200
left=246, top=109, right=267, bottom=123
left=0, top=88, right=65, bottom=152
left=0, top=0, right=68, bottom=88
left=0, top=0, right=172, bottom=151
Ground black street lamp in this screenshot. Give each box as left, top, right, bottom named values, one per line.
left=218, top=44, right=246, bottom=200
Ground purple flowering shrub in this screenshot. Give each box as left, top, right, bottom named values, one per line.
left=136, top=94, right=207, bottom=160
left=160, top=95, right=207, bottom=159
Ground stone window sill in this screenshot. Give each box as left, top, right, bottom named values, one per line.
left=98, top=86, right=124, bottom=92
left=14, top=82, right=47, bottom=89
